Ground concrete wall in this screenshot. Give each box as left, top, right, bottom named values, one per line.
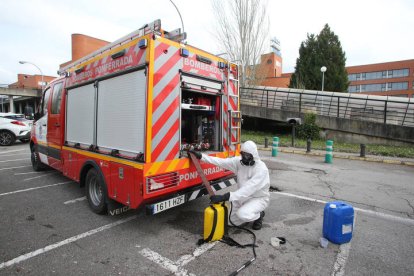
left=241, top=104, right=414, bottom=146
left=316, top=115, right=414, bottom=146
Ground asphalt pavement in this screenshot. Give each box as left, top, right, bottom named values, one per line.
left=0, top=143, right=413, bottom=275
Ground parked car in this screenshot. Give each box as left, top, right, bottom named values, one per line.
left=0, top=113, right=32, bottom=146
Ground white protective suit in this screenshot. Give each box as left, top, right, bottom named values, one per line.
left=201, top=141, right=270, bottom=226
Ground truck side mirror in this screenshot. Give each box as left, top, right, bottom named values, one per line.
left=34, top=112, right=41, bottom=121
left=24, top=106, right=34, bottom=120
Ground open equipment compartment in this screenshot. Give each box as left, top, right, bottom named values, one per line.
left=180, top=89, right=222, bottom=153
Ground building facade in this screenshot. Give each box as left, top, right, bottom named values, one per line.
left=256, top=52, right=414, bottom=98
left=347, top=59, right=414, bottom=97
left=3, top=74, right=55, bottom=114
left=9, top=74, right=55, bottom=90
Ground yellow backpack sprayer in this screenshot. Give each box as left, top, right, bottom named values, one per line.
left=188, top=152, right=258, bottom=275
left=188, top=152, right=228, bottom=242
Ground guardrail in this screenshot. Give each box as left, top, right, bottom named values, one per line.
left=240, top=87, right=414, bottom=127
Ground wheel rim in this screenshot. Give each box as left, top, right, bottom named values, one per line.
left=0, top=132, right=12, bottom=145
left=88, top=174, right=103, bottom=206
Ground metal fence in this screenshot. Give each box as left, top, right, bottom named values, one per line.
left=240, top=87, right=414, bottom=127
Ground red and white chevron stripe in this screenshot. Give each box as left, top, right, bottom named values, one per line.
left=151, top=41, right=182, bottom=162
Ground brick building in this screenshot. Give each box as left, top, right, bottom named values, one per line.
left=256, top=52, right=414, bottom=98
left=9, top=74, right=55, bottom=90
left=60, top=34, right=109, bottom=68
left=347, top=59, right=414, bottom=97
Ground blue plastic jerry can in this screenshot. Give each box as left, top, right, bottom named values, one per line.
left=323, top=201, right=354, bottom=244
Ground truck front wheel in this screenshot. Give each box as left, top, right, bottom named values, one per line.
left=86, top=168, right=108, bottom=214
left=31, top=146, right=45, bottom=171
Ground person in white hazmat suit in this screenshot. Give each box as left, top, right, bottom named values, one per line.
left=190, top=140, right=270, bottom=230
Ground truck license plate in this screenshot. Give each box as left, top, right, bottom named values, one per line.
left=152, top=195, right=185, bottom=214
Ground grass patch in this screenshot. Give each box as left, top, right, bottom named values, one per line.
left=241, top=130, right=414, bottom=158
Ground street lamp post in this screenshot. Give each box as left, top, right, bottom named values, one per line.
left=320, top=66, right=327, bottom=115
left=320, top=66, right=327, bottom=92
left=19, top=61, right=44, bottom=91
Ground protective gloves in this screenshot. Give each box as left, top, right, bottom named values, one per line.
left=188, top=149, right=202, bottom=159
left=210, top=192, right=230, bottom=204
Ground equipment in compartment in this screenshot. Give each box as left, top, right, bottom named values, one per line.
left=181, top=90, right=220, bottom=152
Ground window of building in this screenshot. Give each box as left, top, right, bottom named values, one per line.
left=361, top=73, right=366, bottom=80
left=388, top=82, right=408, bottom=90
left=364, top=83, right=383, bottom=92
left=348, top=74, right=357, bottom=81
left=348, top=69, right=410, bottom=83
left=348, top=85, right=358, bottom=93
left=365, top=71, right=383, bottom=80
left=390, top=68, right=409, bottom=78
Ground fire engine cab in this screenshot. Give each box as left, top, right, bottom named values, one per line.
left=30, top=20, right=241, bottom=215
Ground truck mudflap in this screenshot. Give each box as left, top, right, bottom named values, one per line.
left=146, top=176, right=237, bottom=215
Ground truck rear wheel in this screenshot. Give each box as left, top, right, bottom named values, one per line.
left=86, top=168, right=108, bottom=214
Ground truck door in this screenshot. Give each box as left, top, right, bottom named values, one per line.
left=34, top=86, right=51, bottom=165
left=46, top=81, right=64, bottom=170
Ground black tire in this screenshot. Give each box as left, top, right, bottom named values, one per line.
left=0, top=130, right=16, bottom=146
left=85, top=168, right=108, bottom=215
left=31, top=147, right=45, bottom=171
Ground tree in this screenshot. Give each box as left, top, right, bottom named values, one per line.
left=211, top=0, right=270, bottom=87
left=296, top=113, right=320, bottom=140
left=289, top=24, right=349, bottom=92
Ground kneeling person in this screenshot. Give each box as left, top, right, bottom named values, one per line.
left=190, top=141, right=270, bottom=230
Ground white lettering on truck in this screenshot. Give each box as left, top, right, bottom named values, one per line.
left=95, top=56, right=133, bottom=74
left=184, top=58, right=220, bottom=74
left=75, top=71, right=93, bottom=81
left=179, top=166, right=224, bottom=182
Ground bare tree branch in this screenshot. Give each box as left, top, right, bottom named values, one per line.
left=212, top=0, right=270, bottom=87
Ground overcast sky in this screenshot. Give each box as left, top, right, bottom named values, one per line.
left=1, top=0, right=413, bottom=85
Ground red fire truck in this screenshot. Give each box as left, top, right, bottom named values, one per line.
left=30, top=20, right=241, bottom=215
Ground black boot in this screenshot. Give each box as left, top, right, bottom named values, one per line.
left=252, top=211, right=265, bottom=230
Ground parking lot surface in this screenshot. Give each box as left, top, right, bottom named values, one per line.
left=1, top=143, right=413, bottom=275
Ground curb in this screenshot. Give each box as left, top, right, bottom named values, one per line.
left=258, top=147, right=414, bottom=167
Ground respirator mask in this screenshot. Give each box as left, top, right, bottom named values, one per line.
left=240, top=151, right=255, bottom=166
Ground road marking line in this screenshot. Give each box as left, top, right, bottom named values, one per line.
left=0, top=149, right=26, bottom=154
left=0, top=165, right=31, bottom=171
left=0, top=215, right=136, bottom=270
left=0, top=153, right=30, bottom=158
left=139, top=248, right=195, bottom=276
left=14, top=171, right=43, bottom=175
left=0, top=181, right=73, bottom=197
left=0, top=158, right=30, bottom=163
left=176, top=242, right=216, bottom=267
left=276, top=192, right=414, bottom=226
left=331, top=242, right=351, bottom=276
left=23, top=172, right=58, bottom=181
left=275, top=192, right=353, bottom=276
left=64, top=196, right=87, bottom=205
